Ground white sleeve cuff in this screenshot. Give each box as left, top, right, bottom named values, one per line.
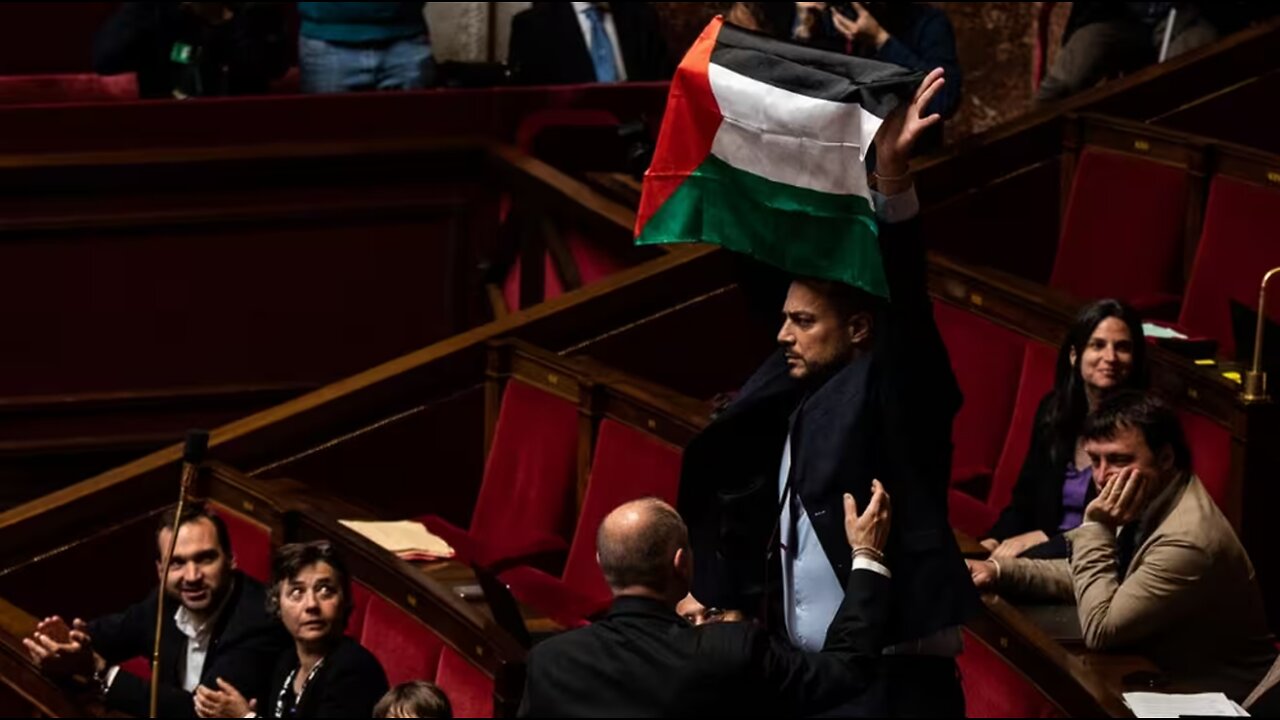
left=871, top=186, right=920, bottom=224
left=853, top=556, right=892, bottom=579
left=103, top=665, right=120, bottom=691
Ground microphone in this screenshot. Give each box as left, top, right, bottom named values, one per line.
left=150, top=429, right=210, bottom=718
left=1243, top=268, right=1279, bottom=403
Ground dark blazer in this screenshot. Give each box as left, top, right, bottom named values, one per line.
left=264, top=637, right=389, bottom=719
left=93, top=2, right=289, bottom=99
left=508, top=2, right=673, bottom=85
left=678, top=216, right=979, bottom=648
left=985, top=395, right=1097, bottom=558
left=88, top=572, right=290, bottom=718
left=519, top=569, right=891, bottom=718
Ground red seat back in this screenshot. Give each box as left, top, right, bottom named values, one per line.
left=359, top=590, right=445, bottom=687
left=501, top=226, right=632, bottom=312
left=988, top=342, right=1060, bottom=513
left=1178, top=409, right=1232, bottom=510
left=435, top=646, right=495, bottom=718
left=1051, top=148, right=1189, bottom=306
left=560, top=420, right=684, bottom=605
left=934, top=301, right=1027, bottom=484
left=960, top=632, right=1064, bottom=718
left=211, top=504, right=272, bottom=584
left=1179, top=176, right=1280, bottom=356
left=468, top=380, right=579, bottom=563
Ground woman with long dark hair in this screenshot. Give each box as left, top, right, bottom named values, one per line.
left=980, top=299, right=1149, bottom=560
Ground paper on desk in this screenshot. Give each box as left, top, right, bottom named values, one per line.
left=1143, top=323, right=1189, bottom=340
left=1123, top=692, right=1248, bottom=717
left=339, top=520, right=456, bottom=560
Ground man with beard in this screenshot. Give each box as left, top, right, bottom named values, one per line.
left=678, top=68, right=978, bottom=716
left=23, top=503, right=288, bottom=717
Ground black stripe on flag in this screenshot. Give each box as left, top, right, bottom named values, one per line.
left=710, top=22, right=923, bottom=118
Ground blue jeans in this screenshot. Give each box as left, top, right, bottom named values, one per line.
left=299, top=35, right=435, bottom=93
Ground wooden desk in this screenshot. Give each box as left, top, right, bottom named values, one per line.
left=417, top=560, right=564, bottom=639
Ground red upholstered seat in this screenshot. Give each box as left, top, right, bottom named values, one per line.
left=210, top=504, right=272, bottom=584
left=359, top=590, right=445, bottom=686
left=1179, top=176, right=1280, bottom=357
left=988, top=342, right=1059, bottom=513
left=949, top=341, right=1057, bottom=538
left=515, top=108, right=621, bottom=154
left=960, top=632, right=1063, bottom=718
left=949, top=488, right=999, bottom=540
left=1050, top=148, right=1189, bottom=312
left=435, top=646, right=495, bottom=718
left=503, top=419, right=683, bottom=627
left=933, top=301, right=1027, bottom=488
left=1179, top=410, right=1232, bottom=509
left=120, top=656, right=151, bottom=681
left=346, top=582, right=374, bottom=641
left=501, top=226, right=632, bottom=312
left=420, top=380, right=579, bottom=571
left=0, top=73, right=139, bottom=106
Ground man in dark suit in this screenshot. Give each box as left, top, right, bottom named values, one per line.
left=508, top=2, right=673, bottom=85
left=23, top=503, right=289, bottom=718
left=677, top=68, right=977, bottom=716
left=519, top=490, right=893, bottom=718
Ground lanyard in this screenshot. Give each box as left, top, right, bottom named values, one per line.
left=274, top=657, right=326, bottom=718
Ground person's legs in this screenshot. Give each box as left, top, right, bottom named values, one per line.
left=1036, top=20, right=1152, bottom=102
left=298, top=36, right=378, bottom=94
left=375, top=35, right=435, bottom=91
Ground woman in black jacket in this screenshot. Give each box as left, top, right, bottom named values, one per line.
left=980, top=299, right=1148, bottom=560
left=194, top=541, right=389, bottom=718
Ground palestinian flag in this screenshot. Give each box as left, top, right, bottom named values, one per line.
left=635, top=17, right=923, bottom=298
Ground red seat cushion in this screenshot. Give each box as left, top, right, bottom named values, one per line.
left=359, top=591, right=445, bottom=686
left=1180, top=176, right=1280, bottom=357
left=934, top=301, right=1027, bottom=488
left=435, top=647, right=495, bottom=718
left=120, top=656, right=151, bottom=681
left=505, top=420, right=682, bottom=625
left=1051, top=148, right=1189, bottom=308
left=420, top=380, right=578, bottom=569
left=501, top=227, right=631, bottom=312
left=949, top=488, right=999, bottom=540
left=987, top=342, right=1060, bottom=515
left=210, top=504, right=272, bottom=584
left=1179, top=410, right=1231, bottom=510
left=960, top=631, right=1063, bottom=718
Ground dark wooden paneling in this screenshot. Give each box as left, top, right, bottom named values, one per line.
left=1152, top=71, right=1280, bottom=153
left=252, top=385, right=488, bottom=527
left=0, top=511, right=159, bottom=624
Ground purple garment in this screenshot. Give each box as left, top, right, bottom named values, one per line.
left=1059, top=464, right=1094, bottom=531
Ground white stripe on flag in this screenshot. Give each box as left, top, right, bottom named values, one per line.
left=707, top=62, right=884, bottom=197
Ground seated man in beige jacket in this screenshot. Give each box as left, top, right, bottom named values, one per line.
left=967, top=391, right=1276, bottom=702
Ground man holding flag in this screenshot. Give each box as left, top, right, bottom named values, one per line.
left=637, top=16, right=976, bottom=716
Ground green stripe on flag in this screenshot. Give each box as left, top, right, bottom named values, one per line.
left=637, top=155, right=889, bottom=299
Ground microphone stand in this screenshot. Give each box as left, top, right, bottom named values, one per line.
left=1243, top=268, right=1279, bottom=403
left=149, top=430, right=209, bottom=719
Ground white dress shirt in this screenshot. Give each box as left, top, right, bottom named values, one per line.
left=173, top=604, right=217, bottom=692
left=571, top=2, right=629, bottom=81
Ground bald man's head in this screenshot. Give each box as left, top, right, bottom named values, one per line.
left=596, top=499, right=691, bottom=601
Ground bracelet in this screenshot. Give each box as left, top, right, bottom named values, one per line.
left=872, top=169, right=912, bottom=183
left=852, top=546, right=886, bottom=563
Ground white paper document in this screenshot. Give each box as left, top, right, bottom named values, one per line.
left=1123, top=692, right=1249, bottom=718
left=339, top=519, right=456, bottom=560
